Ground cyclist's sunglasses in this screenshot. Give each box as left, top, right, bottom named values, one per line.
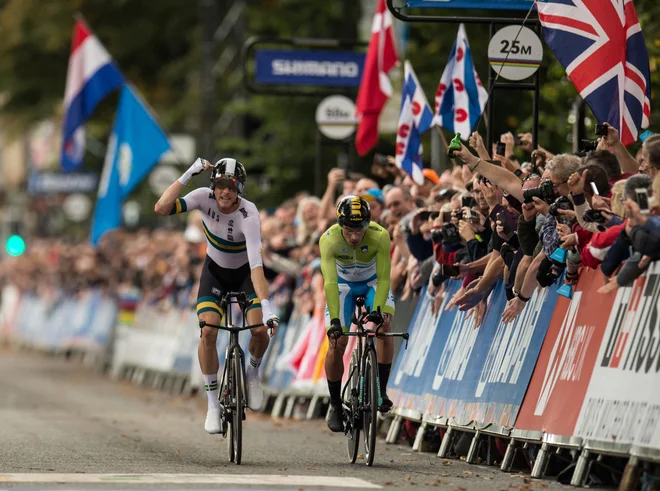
left=214, top=176, right=243, bottom=193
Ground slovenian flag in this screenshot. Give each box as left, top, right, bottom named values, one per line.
left=434, top=24, right=488, bottom=140
left=61, top=18, right=123, bottom=172
left=395, top=61, right=434, bottom=185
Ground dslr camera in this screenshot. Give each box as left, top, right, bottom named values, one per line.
left=522, top=179, right=556, bottom=204
left=548, top=196, right=574, bottom=226
left=582, top=208, right=607, bottom=224
left=431, top=223, right=461, bottom=246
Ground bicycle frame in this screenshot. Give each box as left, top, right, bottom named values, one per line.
left=341, top=302, right=409, bottom=409
left=199, top=292, right=264, bottom=425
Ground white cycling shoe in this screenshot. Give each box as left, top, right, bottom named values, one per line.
left=204, top=406, right=223, bottom=434
left=247, top=376, right=264, bottom=411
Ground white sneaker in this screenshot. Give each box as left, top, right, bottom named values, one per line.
left=247, top=377, right=264, bottom=411
left=204, top=406, right=223, bottom=434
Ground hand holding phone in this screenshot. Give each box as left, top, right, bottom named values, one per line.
left=636, top=188, right=650, bottom=214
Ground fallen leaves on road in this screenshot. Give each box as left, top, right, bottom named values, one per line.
left=383, top=482, right=393, bottom=486
left=443, top=461, right=452, bottom=465
left=439, top=473, right=450, bottom=477
left=404, top=475, right=412, bottom=481
left=463, top=471, right=472, bottom=475
left=357, top=454, right=365, bottom=460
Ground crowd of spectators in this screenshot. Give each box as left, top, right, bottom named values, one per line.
left=3, top=123, right=660, bottom=329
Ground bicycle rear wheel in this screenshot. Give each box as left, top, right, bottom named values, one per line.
left=232, top=350, right=243, bottom=465
left=363, top=347, right=378, bottom=467
left=346, top=349, right=360, bottom=464
left=226, top=355, right=235, bottom=463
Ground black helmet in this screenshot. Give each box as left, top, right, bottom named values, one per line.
left=336, top=195, right=371, bottom=230
left=210, top=158, right=247, bottom=195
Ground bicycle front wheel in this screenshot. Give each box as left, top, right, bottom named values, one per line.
left=232, top=350, right=243, bottom=465
left=346, top=349, right=360, bottom=464
left=363, top=347, right=378, bottom=467
left=226, top=355, right=235, bottom=463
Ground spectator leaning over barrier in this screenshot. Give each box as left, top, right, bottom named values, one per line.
left=154, top=157, right=280, bottom=435
left=598, top=174, right=659, bottom=294
left=498, top=155, right=582, bottom=323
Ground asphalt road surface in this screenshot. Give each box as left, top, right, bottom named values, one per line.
left=0, top=348, right=565, bottom=491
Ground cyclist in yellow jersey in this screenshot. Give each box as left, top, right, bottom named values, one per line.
left=320, top=195, right=396, bottom=432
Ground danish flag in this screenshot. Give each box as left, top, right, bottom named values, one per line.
left=538, top=0, right=651, bottom=145
left=355, top=0, right=399, bottom=156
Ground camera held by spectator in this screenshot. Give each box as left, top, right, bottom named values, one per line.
left=523, top=179, right=556, bottom=204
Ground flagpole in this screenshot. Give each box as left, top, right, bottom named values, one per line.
left=435, top=126, right=459, bottom=167
left=71, top=12, right=188, bottom=167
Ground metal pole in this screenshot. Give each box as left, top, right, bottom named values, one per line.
left=532, top=23, right=541, bottom=151
left=315, top=131, right=323, bottom=197
left=486, top=22, right=496, bottom=150
left=199, top=0, right=216, bottom=158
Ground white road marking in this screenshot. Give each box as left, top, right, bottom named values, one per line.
left=0, top=474, right=380, bottom=489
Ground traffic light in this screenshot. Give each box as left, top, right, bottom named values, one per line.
left=5, top=219, right=26, bottom=256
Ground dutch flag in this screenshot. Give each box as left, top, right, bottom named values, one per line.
left=61, top=18, right=123, bottom=172
left=434, top=24, right=488, bottom=140
left=395, top=61, right=434, bottom=185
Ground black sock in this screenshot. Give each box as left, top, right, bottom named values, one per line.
left=378, top=363, right=392, bottom=398
left=327, top=380, right=342, bottom=407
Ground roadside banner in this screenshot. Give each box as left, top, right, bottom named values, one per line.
left=390, top=278, right=558, bottom=427
left=514, top=268, right=615, bottom=436
left=573, top=261, right=660, bottom=449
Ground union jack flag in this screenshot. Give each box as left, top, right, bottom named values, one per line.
left=538, top=0, right=651, bottom=146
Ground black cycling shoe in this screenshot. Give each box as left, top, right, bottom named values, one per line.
left=327, top=404, right=344, bottom=433
left=379, top=395, right=393, bottom=414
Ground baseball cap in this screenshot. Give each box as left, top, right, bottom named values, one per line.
left=362, top=188, right=385, bottom=204
left=423, top=169, right=440, bottom=185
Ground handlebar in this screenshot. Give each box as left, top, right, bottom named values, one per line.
left=199, top=320, right=265, bottom=332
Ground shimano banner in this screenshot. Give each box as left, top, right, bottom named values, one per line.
left=255, top=49, right=365, bottom=87
left=404, top=0, right=535, bottom=10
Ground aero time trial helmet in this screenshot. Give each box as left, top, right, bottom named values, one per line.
left=336, top=195, right=371, bottom=230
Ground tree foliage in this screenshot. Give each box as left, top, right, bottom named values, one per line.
left=0, top=0, right=658, bottom=210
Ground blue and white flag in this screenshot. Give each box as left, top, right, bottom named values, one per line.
left=434, top=24, right=488, bottom=140
left=395, top=61, right=434, bottom=185
left=90, top=85, right=171, bottom=245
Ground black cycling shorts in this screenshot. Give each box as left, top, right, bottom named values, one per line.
left=196, top=256, right=260, bottom=318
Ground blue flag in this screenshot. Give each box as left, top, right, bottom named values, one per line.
left=395, top=61, right=435, bottom=185
left=90, top=85, right=171, bottom=245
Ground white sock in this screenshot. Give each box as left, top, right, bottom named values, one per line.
left=203, top=373, right=220, bottom=409
left=247, top=356, right=262, bottom=379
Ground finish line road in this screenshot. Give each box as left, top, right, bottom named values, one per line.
left=0, top=349, right=564, bottom=490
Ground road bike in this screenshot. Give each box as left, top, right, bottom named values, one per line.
left=199, top=291, right=265, bottom=465
left=340, top=297, right=409, bottom=467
